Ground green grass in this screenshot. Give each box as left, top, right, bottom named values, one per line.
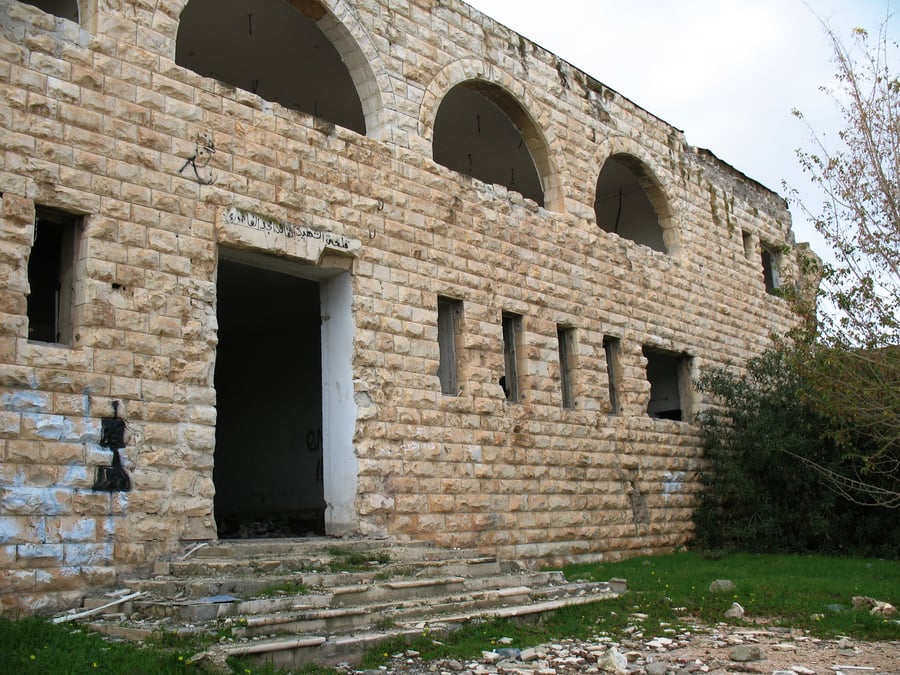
left=0, top=616, right=341, bottom=675
left=2, top=553, right=896, bottom=674
left=564, top=551, right=899, bottom=641
left=325, top=547, right=391, bottom=571
left=0, top=616, right=202, bottom=674
left=359, top=551, right=900, bottom=668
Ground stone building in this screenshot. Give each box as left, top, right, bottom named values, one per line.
left=0, top=0, right=814, bottom=614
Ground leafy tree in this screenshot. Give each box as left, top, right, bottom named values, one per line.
left=785, top=14, right=900, bottom=506
left=792, top=18, right=899, bottom=346
left=693, top=349, right=899, bottom=555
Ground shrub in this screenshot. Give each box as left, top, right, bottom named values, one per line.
left=693, top=347, right=898, bottom=557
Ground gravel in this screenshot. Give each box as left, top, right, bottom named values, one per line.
left=343, top=623, right=900, bottom=675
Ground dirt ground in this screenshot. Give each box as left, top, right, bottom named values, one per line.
left=361, top=623, right=900, bottom=675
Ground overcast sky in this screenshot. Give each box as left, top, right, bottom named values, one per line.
left=465, top=0, right=895, bottom=257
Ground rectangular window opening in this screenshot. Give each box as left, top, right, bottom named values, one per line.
left=557, top=325, right=575, bottom=409
left=742, top=230, right=754, bottom=260
left=501, top=312, right=522, bottom=403
left=27, top=207, right=80, bottom=345
left=643, top=346, right=691, bottom=422
left=603, top=336, right=621, bottom=415
left=761, top=244, right=782, bottom=294
left=437, top=296, right=463, bottom=395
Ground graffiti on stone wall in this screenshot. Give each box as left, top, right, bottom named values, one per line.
left=178, top=131, right=217, bottom=185
left=306, top=428, right=324, bottom=483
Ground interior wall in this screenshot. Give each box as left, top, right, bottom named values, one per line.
left=214, top=259, right=325, bottom=535
left=21, top=0, right=79, bottom=22
left=595, top=157, right=666, bottom=252
left=433, top=84, right=544, bottom=205
left=175, top=0, right=366, bottom=133
left=644, top=349, right=683, bottom=420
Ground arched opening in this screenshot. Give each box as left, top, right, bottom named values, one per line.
left=176, top=0, right=366, bottom=134
left=20, top=0, right=79, bottom=22
left=433, top=81, right=545, bottom=206
left=595, top=154, right=668, bottom=253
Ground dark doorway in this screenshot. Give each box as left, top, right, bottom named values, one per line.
left=214, top=258, right=325, bottom=537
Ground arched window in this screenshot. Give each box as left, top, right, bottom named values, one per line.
left=20, top=0, right=79, bottom=22
left=595, top=154, right=667, bottom=253
left=433, top=82, right=545, bottom=206
left=176, top=0, right=366, bottom=134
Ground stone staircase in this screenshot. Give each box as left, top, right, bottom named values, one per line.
left=68, top=538, right=625, bottom=670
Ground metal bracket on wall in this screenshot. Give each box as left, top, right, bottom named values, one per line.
left=92, top=401, right=131, bottom=492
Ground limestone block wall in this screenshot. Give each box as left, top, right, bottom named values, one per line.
left=0, top=0, right=808, bottom=614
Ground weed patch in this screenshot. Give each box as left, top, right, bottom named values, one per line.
left=326, top=547, right=391, bottom=572
left=257, top=581, right=310, bottom=598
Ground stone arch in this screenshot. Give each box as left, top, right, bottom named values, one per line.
left=171, top=0, right=391, bottom=139
left=312, top=0, right=395, bottom=139
left=420, top=59, right=566, bottom=213
left=591, top=138, right=678, bottom=255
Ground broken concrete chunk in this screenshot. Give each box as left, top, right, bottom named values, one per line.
left=596, top=647, right=628, bottom=674
left=724, top=602, right=745, bottom=619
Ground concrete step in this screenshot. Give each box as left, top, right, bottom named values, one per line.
left=157, top=546, right=501, bottom=583
left=73, top=537, right=627, bottom=669
left=125, top=569, right=570, bottom=623
left=184, top=537, right=386, bottom=559
left=176, top=537, right=475, bottom=564
left=124, top=548, right=510, bottom=604
left=204, top=590, right=625, bottom=671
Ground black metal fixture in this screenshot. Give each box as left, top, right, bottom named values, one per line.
left=93, top=401, right=131, bottom=492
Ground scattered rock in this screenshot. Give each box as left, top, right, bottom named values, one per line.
left=596, top=647, right=628, bottom=674
left=851, top=597, right=897, bottom=617
left=187, top=649, right=231, bottom=674
left=729, top=645, right=764, bottom=662
left=520, top=647, right=541, bottom=662
left=493, top=647, right=521, bottom=660
left=709, top=579, right=736, bottom=593
left=481, top=650, right=502, bottom=663
left=725, top=602, right=745, bottom=619
left=370, top=621, right=897, bottom=675
left=773, top=643, right=798, bottom=651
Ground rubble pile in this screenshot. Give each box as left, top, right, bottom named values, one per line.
left=352, top=625, right=900, bottom=675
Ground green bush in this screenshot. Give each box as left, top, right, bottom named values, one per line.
left=693, top=348, right=898, bottom=557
